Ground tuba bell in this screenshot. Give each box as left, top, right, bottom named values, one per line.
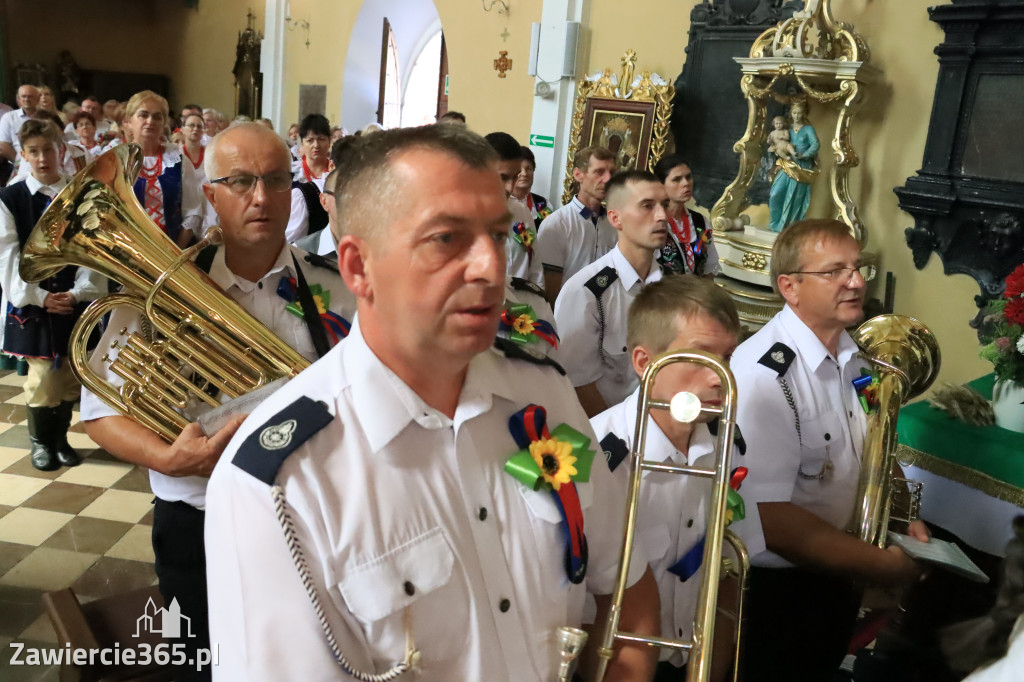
left=19, top=144, right=310, bottom=443
left=849, top=314, right=941, bottom=547
left=594, top=349, right=748, bottom=682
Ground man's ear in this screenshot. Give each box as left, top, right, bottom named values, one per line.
left=607, top=207, right=623, bottom=231
left=337, top=234, right=372, bottom=301
left=631, top=344, right=651, bottom=379
left=202, top=183, right=217, bottom=209
left=572, top=166, right=584, bottom=184
left=777, top=274, right=798, bottom=306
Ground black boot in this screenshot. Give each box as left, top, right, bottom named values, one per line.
left=27, top=406, right=59, bottom=472
left=54, top=401, right=81, bottom=467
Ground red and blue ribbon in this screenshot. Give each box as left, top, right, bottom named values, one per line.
left=668, top=465, right=749, bottom=582
left=505, top=405, right=595, bottom=584
left=511, top=221, right=536, bottom=263
left=277, top=276, right=350, bottom=345
left=499, top=303, right=558, bottom=349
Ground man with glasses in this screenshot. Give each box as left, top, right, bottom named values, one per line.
left=80, top=122, right=355, bottom=682
left=728, top=219, right=928, bottom=681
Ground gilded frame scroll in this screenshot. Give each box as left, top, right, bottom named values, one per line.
left=562, top=51, right=674, bottom=205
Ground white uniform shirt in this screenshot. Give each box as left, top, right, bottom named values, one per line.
left=535, top=196, right=617, bottom=284
left=729, top=305, right=868, bottom=568
left=0, top=109, right=33, bottom=154
left=590, top=388, right=764, bottom=666
left=554, top=245, right=662, bottom=406
left=79, top=244, right=356, bottom=510
left=204, top=320, right=646, bottom=681
left=506, top=197, right=544, bottom=286
left=0, top=176, right=106, bottom=309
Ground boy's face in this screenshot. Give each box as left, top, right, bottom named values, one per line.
left=20, top=137, right=60, bottom=185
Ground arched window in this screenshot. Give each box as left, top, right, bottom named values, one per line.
left=401, top=30, right=444, bottom=127
left=378, top=18, right=401, bottom=129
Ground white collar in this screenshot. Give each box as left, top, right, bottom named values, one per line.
left=622, top=388, right=710, bottom=470
left=780, top=305, right=860, bottom=372
left=25, top=174, right=68, bottom=196
left=207, top=242, right=295, bottom=293
left=610, top=245, right=662, bottom=291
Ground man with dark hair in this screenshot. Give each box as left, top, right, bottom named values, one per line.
left=287, top=113, right=332, bottom=242
left=485, top=132, right=543, bottom=286
left=438, top=110, right=466, bottom=125
left=205, top=124, right=660, bottom=681
left=554, top=169, right=669, bottom=416
left=730, top=218, right=928, bottom=681
left=536, top=146, right=617, bottom=300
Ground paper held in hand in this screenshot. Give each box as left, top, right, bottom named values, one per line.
left=887, top=532, right=990, bottom=584
left=198, top=378, right=290, bottom=437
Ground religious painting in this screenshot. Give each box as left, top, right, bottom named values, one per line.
left=582, top=98, right=656, bottom=172
left=562, top=51, right=674, bottom=204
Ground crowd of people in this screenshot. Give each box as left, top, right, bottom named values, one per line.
left=2, top=83, right=1018, bottom=682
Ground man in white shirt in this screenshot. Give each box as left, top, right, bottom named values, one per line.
left=81, top=122, right=356, bottom=681
left=485, top=131, right=544, bottom=288
left=555, top=170, right=669, bottom=416
left=205, top=123, right=660, bottom=681
left=536, top=146, right=617, bottom=300
left=590, top=274, right=763, bottom=681
left=730, top=219, right=928, bottom=681
left=0, top=85, right=40, bottom=160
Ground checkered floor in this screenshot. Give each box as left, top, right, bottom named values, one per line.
left=0, top=369, right=157, bottom=682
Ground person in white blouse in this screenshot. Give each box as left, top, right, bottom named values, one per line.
left=67, top=111, right=102, bottom=159
left=122, top=91, right=204, bottom=248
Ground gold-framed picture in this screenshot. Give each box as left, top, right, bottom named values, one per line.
left=562, top=51, right=675, bottom=204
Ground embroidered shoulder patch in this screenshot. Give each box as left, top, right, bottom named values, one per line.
left=600, top=432, right=629, bottom=472
left=584, top=266, right=618, bottom=299
left=758, top=342, right=796, bottom=377
left=232, top=396, right=334, bottom=485
left=508, top=276, right=546, bottom=298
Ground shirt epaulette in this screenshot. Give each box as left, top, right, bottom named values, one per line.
left=232, top=396, right=333, bottom=485
left=707, top=419, right=747, bottom=456
left=758, top=342, right=796, bottom=377
left=508, top=276, right=546, bottom=298
left=303, top=251, right=340, bottom=274
left=493, top=336, right=566, bottom=375
left=600, top=432, right=629, bottom=472
left=584, top=266, right=618, bottom=299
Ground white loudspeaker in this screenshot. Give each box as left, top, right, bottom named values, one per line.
left=562, top=22, right=580, bottom=78
left=528, top=22, right=541, bottom=77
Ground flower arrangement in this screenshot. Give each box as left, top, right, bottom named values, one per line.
left=979, top=263, right=1024, bottom=385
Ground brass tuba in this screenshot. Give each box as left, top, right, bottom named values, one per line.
left=19, top=144, right=310, bottom=443
left=594, top=350, right=748, bottom=682
left=850, top=314, right=940, bottom=547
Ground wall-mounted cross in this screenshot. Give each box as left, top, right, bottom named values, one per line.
left=494, top=51, right=513, bottom=78
left=500, top=28, right=510, bottom=42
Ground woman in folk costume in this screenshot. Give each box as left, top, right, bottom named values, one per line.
left=123, top=90, right=205, bottom=248
left=285, top=113, right=331, bottom=243
left=653, top=153, right=721, bottom=277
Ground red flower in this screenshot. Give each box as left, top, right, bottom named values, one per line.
left=1005, top=263, right=1024, bottom=299
left=1005, top=297, right=1024, bottom=326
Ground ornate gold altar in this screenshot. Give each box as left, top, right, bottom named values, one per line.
left=710, top=0, right=879, bottom=329
left=562, top=51, right=674, bottom=205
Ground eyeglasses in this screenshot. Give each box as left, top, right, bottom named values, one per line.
left=183, top=123, right=205, bottom=130
left=209, top=172, right=293, bottom=195
left=787, top=264, right=877, bottom=283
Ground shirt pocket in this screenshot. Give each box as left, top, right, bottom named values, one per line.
left=638, top=523, right=672, bottom=564
left=798, top=412, right=843, bottom=481
left=600, top=323, right=629, bottom=379
left=338, top=527, right=456, bottom=624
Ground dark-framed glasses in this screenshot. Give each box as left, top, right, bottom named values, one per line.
left=209, top=172, right=293, bottom=195
left=787, top=264, right=877, bottom=283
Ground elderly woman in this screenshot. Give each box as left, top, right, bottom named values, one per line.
left=68, top=111, right=101, bottom=159
left=124, top=90, right=204, bottom=248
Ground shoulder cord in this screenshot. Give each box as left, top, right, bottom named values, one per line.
left=271, top=485, right=418, bottom=681
left=780, top=376, right=832, bottom=481
left=595, top=293, right=607, bottom=363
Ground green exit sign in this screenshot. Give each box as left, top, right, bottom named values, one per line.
left=529, top=134, right=554, bottom=148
